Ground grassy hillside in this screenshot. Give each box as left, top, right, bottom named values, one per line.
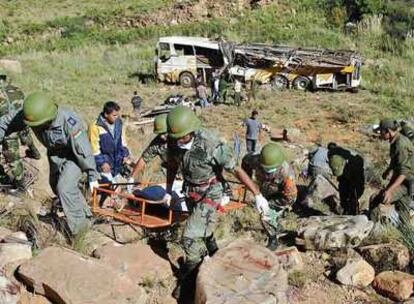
left=0, top=0, right=413, bottom=155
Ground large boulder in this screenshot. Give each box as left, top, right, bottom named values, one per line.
left=296, top=215, right=374, bottom=250
left=357, top=242, right=410, bottom=273
left=336, top=257, right=375, bottom=287
left=17, top=246, right=146, bottom=304
left=195, top=239, right=288, bottom=304
left=93, top=242, right=173, bottom=284
left=372, top=271, right=414, bottom=301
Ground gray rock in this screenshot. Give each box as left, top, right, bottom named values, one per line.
left=336, top=257, right=375, bottom=287
left=195, top=239, right=288, bottom=304
left=0, top=243, right=32, bottom=268
left=274, top=246, right=304, bottom=273
left=0, top=274, right=19, bottom=304
left=296, top=215, right=374, bottom=250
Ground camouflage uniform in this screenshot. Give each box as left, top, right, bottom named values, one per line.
left=0, top=84, right=39, bottom=188
left=371, top=134, right=414, bottom=219
left=171, top=129, right=236, bottom=265
left=0, top=107, right=98, bottom=234
left=142, top=136, right=169, bottom=167
left=242, top=153, right=297, bottom=237
left=328, top=147, right=365, bottom=215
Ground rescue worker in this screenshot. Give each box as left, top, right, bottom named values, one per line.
left=401, top=121, right=414, bottom=142
left=242, top=143, right=297, bottom=250
left=131, top=114, right=171, bottom=177
left=328, top=144, right=365, bottom=215
left=165, top=106, right=269, bottom=300
left=371, top=119, right=414, bottom=221
left=0, top=92, right=99, bottom=235
left=0, top=70, right=40, bottom=190
left=88, top=101, right=130, bottom=183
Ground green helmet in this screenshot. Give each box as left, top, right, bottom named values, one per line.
left=154, top=114, right=168, bottom=134
left=23, top=92, right=58, bottom=127
left=329, top=154, right=346, bottom=177
left=259, top=143, right=286, bottom=170
left=401, top=124, right=414, bottom=140
left=167, top=106, right=201, bottom=139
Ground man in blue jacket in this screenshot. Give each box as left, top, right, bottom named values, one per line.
left=89, top=101, right=130, bottom=183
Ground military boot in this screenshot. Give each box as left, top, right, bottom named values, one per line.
left=266, top=235, right=279, bottom=251
left=206, top=235, right=218, bottom=257
left=172, top=261, right=199, bottom=301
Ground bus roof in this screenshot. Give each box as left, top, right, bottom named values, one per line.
left=158, top=36, right=219, bottom=50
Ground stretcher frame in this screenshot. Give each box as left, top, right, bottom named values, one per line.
left=91, top=181, right=247, bottom=228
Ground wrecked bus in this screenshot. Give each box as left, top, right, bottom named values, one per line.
left=155, top=36, right=362, bottom=91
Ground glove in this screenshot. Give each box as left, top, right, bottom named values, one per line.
left=255, top=194, right=270, bottom=216
left=162, top=193, right=172, bottom=207
left=89, top=180, right=99, bottom=193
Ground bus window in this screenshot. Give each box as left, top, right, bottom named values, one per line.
left=159, top=43, right=171, bottom=62
left=194, top=46, right=223, bottom=66
left=174, top=44, right=195, bottom=56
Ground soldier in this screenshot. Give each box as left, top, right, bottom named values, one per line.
left=371, top=119, right=414, bottom=221
left=401, top=121, right=414, bottom=142
left=165, top=106, right=269, bottom=299
left=242, top=143, right=297, bottom=250
left=328, top=144, right=366, bottom=215
left=0, top=92, right=99, bottom=235
left=131, top=114, right=170, bottom=177
left=0, top=70, right=40, bottom=190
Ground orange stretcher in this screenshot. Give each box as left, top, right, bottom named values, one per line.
left=91, top=181, right=248, bottom=228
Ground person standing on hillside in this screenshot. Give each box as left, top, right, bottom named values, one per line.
left=0, top=92, right=99, bottom=235
left=89, top=101, right=130, bottom=184
left=233, top=78, right=242, bottom=107
left=130, top=91, right=142, bottom=119
left=195, top=81, right=209, bottom=108
left=242, top=110, right=270, bottom=154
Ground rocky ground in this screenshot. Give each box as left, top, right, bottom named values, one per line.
left=0, top=183, right=412, bottom=304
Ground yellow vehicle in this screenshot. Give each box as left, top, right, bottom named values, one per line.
left=155, top=36, right=362, bottom=91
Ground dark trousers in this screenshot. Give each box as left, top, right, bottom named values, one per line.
left=246, top=139, right=257, bottom=154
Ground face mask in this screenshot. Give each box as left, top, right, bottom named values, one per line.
left=263, top=167, right=277, bottom=174
left=177, top=138, right=194, bottom=150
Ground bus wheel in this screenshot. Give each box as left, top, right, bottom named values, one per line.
left=292, top=76, right=310, bottom=91
left=271, top=75, right=289, bottom=90
left=179, top=72, right=195, bottom=88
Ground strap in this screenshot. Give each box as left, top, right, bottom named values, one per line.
left=188, top=191, right=225, bottom=213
